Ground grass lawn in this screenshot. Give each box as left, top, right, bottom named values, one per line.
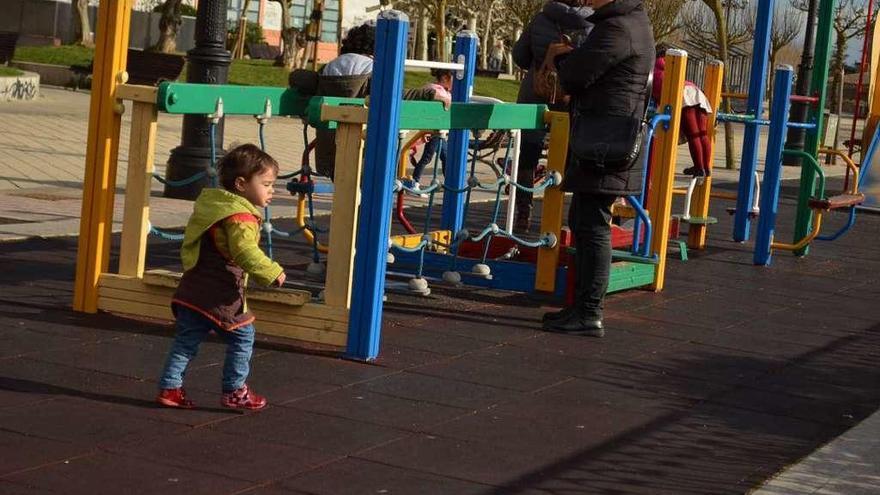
left=14, top=45, right=94, bottom=66
left=0, top=67, right=24, bottom=77
left=13, top=45, right=521, bottom=101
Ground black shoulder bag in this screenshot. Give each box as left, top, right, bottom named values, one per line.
left=569, top=93, right=650, bottom=172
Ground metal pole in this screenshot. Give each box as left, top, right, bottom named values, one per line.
left=782, top=0, right=819, bottom=167
left=163, top=0, right=231, bottom=200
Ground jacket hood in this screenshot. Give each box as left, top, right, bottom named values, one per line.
left=588, top=0, right=644, bottom=22
left=543, top=1, right=593, bottom=30
left=180, top=188, right=261, bottom=271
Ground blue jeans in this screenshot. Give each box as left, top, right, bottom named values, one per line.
left=158, top=306, right=255, bottom=393
left=413, top=136, right=447, bottom=182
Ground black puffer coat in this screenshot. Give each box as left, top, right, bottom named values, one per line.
left=558, top=0, right=654, bottom=196
left=512, top=1, right=593, bottom=104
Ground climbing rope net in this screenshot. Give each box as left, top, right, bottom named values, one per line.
left=147, top=98, right=560, bottom=297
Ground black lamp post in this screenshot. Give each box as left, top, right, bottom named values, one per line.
left=783, top=0, right=819, bottom=166
left=163, top=0, right=231, bottom=199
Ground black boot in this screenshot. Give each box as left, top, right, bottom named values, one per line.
left=543, top=311, right=604, bottom=337
left=542, top=306, right=577, bottom=323
left=514, top=203, right=532, bottom=234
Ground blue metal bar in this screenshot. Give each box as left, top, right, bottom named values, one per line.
left=754, top=65, right=793, bottom=266
left=858, top=120, right=880, bottom=189
left=346, top=11, right=409, bottom=361
left=786, top=121, right=817, bottom=130
left=633, top=112, right=669, bottom=251
left=626, top=196, right=653, bottom=257
left=816, top=207, right=857, bottom=241
left=440, top=31, right=478, bottom=234
left=734, top=0, right=775, bottom=241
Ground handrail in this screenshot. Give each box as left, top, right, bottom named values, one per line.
left=771, top=211, right=823, bottom=252
left=782, top=149, right=826, bottom=200
left=818, top=148, right=860, bottom=195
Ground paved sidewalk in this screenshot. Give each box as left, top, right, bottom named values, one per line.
left=753, top=410, right=880, bottom=494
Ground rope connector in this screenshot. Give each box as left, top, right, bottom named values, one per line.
left=256, top=99, right=272, bottom=124
left=208, top=98, right=224, bottom=124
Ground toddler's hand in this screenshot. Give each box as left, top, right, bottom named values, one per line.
left=274, top=272, right=286, bottom=287
left=435, top=93, right=452, bottom=110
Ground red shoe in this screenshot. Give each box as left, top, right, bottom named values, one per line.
left=156, top=388, right=195, bottom=409
left=221, top=384, right=267, bottom=410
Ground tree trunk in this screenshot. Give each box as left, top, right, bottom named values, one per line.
left=709, top=0, right=737, bottom=170
left=480, top=12, right=492, bottom=69
left=280, top=2, right=296, bottom=69
left=437, top=0, right=447, bottom=61
left=74, top=0, right=93, bottom=48
left=152, top=0, right=183, bottom=53
left=232, top=0, right=253, bottom=59
left=418, top=7, right=429, bottom=60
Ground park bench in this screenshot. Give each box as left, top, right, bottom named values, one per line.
left=0, top=31, right=19, bottom=65
left=71, top=48, right=185, bottom=90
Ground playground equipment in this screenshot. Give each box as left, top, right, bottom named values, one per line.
left=753, top=64, right=879, bottom=265
left=73, top=5, right=685, bottom=361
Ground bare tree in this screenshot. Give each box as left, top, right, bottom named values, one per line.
left=644, top=0, right=686, bottom=42
left=744, top=4, right=803, bottom=94
left=74, top=0, right=94, bottom=48
left=151, top=0, right=183, bottom=53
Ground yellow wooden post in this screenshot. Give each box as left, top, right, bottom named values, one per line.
left=647, top=50, right=687, bottom=292
left=74, top=0, right=132, bottom=312
left=687, top=60, right=724, bottom=249
left=323, top=117, right=365, bottom=309
left=535, top=110, right=569, bottom=292
left=118, top=98, right=159, bottom=278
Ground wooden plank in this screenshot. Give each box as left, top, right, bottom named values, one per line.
left=99, top=285, right=348, bottom=334
left=118, top=101, right=158, bottom=277
left=320, top=104, right=368, bottom=125
left=141, top=269, right=311, bottom=306
left=535, top=111, right=567, bottom=292
left=97, top=297, right=347, bottom=346
left=324, top=122, right=364, bottom=309
left=688, top=61, right=723, bottom=250
left=116, top=84, right=158, bottom=103
left=648, top=50, right=687, bottom=292
left=100, top=274, right=338, bottom=319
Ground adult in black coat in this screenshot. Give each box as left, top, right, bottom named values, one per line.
left=543, top=0, right=654, bottom=336
left=511, top=0, right=592, bottom=233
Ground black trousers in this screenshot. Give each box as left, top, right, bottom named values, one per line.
left=515, top=129, right=546, bottom=211
left=568, top=192, right=617, bottom=319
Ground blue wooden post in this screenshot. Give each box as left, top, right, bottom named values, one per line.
left=733, top=0, right=774, bottom=241
left=441, top=31, right=478, bottom=234
left=345, top=11, right=408, bottom=361
left=754, top=66, right=793, bottom=266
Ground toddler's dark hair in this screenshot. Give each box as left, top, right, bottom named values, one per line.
left=340, top=23, right=376, bottom=56
left=430, top=68, right=453, bottom=80
left=217, top=143, right=280, bottom=191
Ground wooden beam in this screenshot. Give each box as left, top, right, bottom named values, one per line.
left=535, top=111, right=568, bottom=292
left=324, top=122, right=364, bottom=309
left=116, top=84, right=158, bottom=103
left=118, top=100, right=158, bottom=277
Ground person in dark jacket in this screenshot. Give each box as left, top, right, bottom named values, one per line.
left=512, top=0, right=592, bottom=232
left=542, top=0, right=655, bottom=337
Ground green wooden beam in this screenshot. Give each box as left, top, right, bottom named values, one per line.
left=156, top=82, right=548, bottom=131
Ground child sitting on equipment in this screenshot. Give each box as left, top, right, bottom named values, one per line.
left=156, top=144, right=286, bottom=410
left=407, top=68, right=453, bottom=191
